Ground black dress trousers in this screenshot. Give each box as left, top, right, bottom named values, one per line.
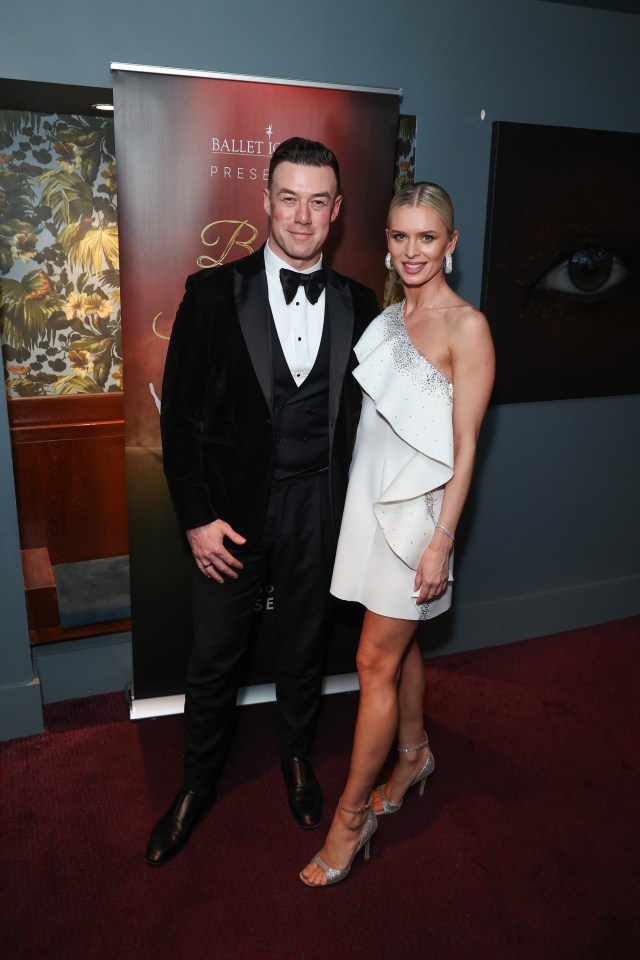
left=183, top=470, right=335, bottom=793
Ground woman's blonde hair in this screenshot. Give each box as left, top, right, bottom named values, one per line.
left=388, top=182, right=455, bottom=236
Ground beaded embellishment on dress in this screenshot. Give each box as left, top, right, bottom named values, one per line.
left=383, top=301, right=453, bottom=402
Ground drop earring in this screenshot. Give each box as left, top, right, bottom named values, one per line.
left=385, top=251, right=392, bottom=270
left=444, top=252, right=453, bottom=275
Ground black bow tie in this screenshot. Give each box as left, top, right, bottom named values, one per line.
left=279, top=267, right=326, bottom=305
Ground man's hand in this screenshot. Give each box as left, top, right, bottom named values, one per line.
left=186, top=520, right=246, bottom=582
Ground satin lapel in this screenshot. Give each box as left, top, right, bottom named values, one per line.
left=234, top=259, right=273, bottom=410
left=326, top=273, right=355, bottom=433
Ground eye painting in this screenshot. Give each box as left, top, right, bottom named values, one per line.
left=482, top=121, right=640, bottom=404
left=532, top=243, right=633, bottom=300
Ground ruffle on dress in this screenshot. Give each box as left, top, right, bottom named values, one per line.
left=353, top=304, right=454, bottom=570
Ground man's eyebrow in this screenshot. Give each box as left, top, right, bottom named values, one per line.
left=276, top=188, right=333, bottom=199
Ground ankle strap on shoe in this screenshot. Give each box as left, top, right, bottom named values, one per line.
left=397, top=734, right=429, bottom=754
left=338, top=797, right=371, bottom=816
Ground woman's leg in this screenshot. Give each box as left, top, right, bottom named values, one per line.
left=371, top=637, right=430, bottom=812
left=342, top=613, right=418, bottom=804
left=397, top=637, right=427, bottom=743
left=300, top=610, right=416, bottom=886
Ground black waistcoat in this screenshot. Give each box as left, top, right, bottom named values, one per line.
left=271, top=311, right=331, bottom=480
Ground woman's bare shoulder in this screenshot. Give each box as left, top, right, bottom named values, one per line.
left=448, top=302, right=494, bottom=366
left=446, top=299, right=488, bottom=333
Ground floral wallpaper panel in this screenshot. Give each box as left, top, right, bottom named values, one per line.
left=0, top=110, right=121, bottom=397
left=384, top=114, right=417, bottom=308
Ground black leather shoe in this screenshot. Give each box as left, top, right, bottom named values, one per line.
left=144, top=789, right=214, bottom=866
left=281, top=757, right=323, bottom=829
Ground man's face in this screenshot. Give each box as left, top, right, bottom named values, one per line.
left=264, top=161, right=342, bottom=269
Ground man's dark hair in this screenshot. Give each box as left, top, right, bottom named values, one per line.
left=268, top=137, right=341, bottom=195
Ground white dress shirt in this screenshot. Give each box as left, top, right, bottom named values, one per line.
left=264, top=241, right=325, bottom=386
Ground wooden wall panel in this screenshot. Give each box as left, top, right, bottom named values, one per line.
left=21, top=546, right=131, bottom=645
left=8, top=395, right=128, bottom=566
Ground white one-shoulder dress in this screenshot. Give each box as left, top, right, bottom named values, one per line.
left=331, top=301, right=454, bottom=621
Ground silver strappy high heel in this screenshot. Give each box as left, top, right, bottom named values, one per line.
left=300, top=798, right=378, bottom=887
left=374, top=733, right=435, bottom=815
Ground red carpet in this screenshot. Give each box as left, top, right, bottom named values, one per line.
left=1, top=617, right=638, bottom=960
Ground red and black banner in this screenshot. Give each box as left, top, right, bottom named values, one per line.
left=112, top=63, right=399, bottom=708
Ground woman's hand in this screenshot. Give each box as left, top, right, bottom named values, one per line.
left=413, top=534, right=452, bottom=604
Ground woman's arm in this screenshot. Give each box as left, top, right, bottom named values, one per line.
left=414, top=307, right=495, bottom=602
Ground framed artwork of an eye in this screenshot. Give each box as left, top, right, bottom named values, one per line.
left=481, top=121, right=640, bottom=404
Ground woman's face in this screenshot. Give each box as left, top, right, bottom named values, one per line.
left=386, top=204, right=457, bottom=289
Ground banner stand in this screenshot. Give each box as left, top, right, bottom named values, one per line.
left=113, top=61, right=400, bottom=705
left=128, top=673, right=359, bottom=721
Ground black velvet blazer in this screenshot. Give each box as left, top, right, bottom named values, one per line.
left=160, top=247, right=379, bottom=544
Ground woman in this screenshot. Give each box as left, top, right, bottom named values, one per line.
left=300, top=182, right=495, bottom=887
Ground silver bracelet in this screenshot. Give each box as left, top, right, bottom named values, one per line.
left=435, top=523, right=455, bottom=541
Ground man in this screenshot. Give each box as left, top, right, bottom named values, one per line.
left=145, top=137, right=379, bottom=866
